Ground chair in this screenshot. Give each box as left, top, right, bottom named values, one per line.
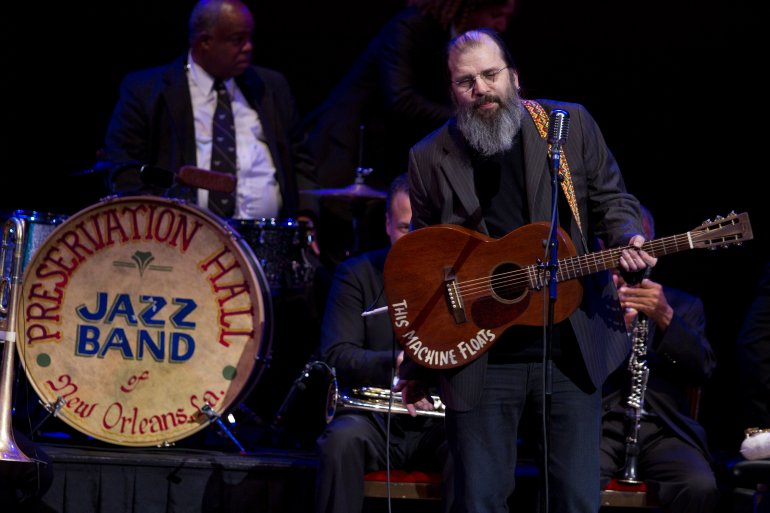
left=601, top=479, right=660, bottom=509
left=600, top=386, right=702, bottom=510
left=363, top=469, right=441, bottom=500
left=363, top=459, right=541, bottom=506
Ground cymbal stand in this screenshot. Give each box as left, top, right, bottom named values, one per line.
left=349, top=125, right=375, bottom=256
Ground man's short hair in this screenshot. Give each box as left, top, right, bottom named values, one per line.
left=386, top=173, right=410, bottom=216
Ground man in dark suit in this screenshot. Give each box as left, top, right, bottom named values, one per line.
left=102, top=0, right=316, bottom=222
left=315, top=173, right=451, bottom=513
left=601, top=205, right=719, bottom=513
left=394, top=29, right=655, bottom=512
left=101, top=0, right=321, bottom=429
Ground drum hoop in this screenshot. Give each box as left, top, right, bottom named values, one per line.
left=229, top=217, right=311, bottom=229
left=16, top=196, right=273, bottom=447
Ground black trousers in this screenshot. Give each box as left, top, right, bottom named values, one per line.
left=600, top=411, right=719, bottom=513
left=314, top=411, right=451, bottom=513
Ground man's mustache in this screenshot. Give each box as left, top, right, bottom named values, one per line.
left=472, top=95, right=502, bottom=109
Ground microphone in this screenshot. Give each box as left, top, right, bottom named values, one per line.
left=547, top=109, right=570, bottom=147
left=547, top=109, right=570, bottom=177
left=177, top=165, right=237, bottom=193
left=139, top=165, right=175, bottom=188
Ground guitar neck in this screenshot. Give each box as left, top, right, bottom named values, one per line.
left=554, top=232, right=692, bottom=282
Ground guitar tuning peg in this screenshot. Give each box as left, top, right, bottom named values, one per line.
left=702, top=219, right=712, bottom=226
left=728, top=210, right=737, bottom=217
left=715, top=214, right=724, bottom=221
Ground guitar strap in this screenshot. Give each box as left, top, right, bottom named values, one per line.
left=521, top=99, right=584, bottom=237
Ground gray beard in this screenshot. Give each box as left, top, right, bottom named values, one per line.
left=456, top=94, right=523, bottom=157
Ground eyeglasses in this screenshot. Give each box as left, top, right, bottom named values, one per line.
left=452, top=66, right=510, bottom=92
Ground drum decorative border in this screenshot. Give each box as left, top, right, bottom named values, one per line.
left=17, top=197, right=273, bottom=447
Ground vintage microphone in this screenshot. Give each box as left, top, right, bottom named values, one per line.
left=542, top=108, right=570, bottom=513
left=547, top=109, right=570, bottom=178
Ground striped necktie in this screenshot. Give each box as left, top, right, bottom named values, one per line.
left=209, top=79, right=237, bottom=217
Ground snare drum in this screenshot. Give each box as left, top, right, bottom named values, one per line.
left=0, top=210, right=68, bottom=271
left=16, top=197, right=273, bottom=447
left=228, top=218, right=315, bottom=292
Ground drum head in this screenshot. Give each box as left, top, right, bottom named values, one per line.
left=17, top=197, right=272, bottom=447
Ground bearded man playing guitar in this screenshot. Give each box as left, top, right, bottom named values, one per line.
left=391, top=29, right=656, bottom=513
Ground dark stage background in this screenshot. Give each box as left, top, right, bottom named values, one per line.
left=3, top=0, right=765, bottom=459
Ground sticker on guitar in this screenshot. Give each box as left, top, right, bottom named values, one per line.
left=383, top=212, right=753, bottom=369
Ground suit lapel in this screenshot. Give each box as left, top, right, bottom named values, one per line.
left=439, top=124, right=487, bottom=233
left=164, top=56, right=197, bottom=165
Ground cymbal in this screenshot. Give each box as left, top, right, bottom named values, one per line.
left=301, top=183, right=387, bottom=200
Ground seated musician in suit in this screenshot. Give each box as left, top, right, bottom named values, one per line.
left=314, top=173, right=451, bottom=513
left=600, top=205, right=720, bottom=513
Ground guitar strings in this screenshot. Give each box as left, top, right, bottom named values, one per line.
left=451, top=233, right=710, bottom=301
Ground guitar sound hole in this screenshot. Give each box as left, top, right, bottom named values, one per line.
left=491, top=262, right=527, bottom=302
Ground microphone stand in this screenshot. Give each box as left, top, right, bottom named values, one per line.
left=541, top=137, right=562, bottom=513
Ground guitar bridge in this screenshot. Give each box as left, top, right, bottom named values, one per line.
left=444, top=267, right=467, bottom=324
left=530, top=259, right=545, bottom=291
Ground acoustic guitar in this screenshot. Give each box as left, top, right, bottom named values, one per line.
left=382, top=212, right=752, bottom=370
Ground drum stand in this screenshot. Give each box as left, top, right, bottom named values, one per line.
left=28, top=395, right=65, bottom=437
left=200, top=403, right=247, bottom=454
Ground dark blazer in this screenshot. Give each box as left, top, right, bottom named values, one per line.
left=303, top=7, right=453, bottom=192
left=603, top=287, right=717, bottom=459
left=102, top=54, right=316, bottom=219
left=404, top=99, right=644, bottom=411
left=319, top=247, right=398, bottom=389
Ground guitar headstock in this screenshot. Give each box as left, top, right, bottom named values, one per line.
left=690, top=211, right=753, bottom=250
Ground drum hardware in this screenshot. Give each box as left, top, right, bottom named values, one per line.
left=29, top=396, right=65, bottom=436
left=300, top=182, right=387, bottom=200
left=301, top=156, right=387, bottom=256
left=0, top=217, right=33, bottom=462
left=301, top=126, right=386, bottom=201
left=272, top=360, right=338, bottom=430
left=333, top=387, right=446, bottom=418
left=200, top=403, right=246, bottom=454
left=266, top=360, right=338, bottom=449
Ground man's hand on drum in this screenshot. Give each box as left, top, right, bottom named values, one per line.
left=392, top=377, right=434, bottom=417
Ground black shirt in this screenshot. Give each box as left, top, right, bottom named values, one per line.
left=470, top=133, right=569, bottom=362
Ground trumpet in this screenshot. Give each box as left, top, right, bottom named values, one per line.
left=334, top=386, right=446, bottom=418
left=0, top=216, right=32, bottom=462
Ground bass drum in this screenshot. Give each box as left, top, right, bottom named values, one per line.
left=16, top=196, right=273, bottom=447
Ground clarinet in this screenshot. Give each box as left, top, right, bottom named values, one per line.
left=619, top=312, right=650, bottom=484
